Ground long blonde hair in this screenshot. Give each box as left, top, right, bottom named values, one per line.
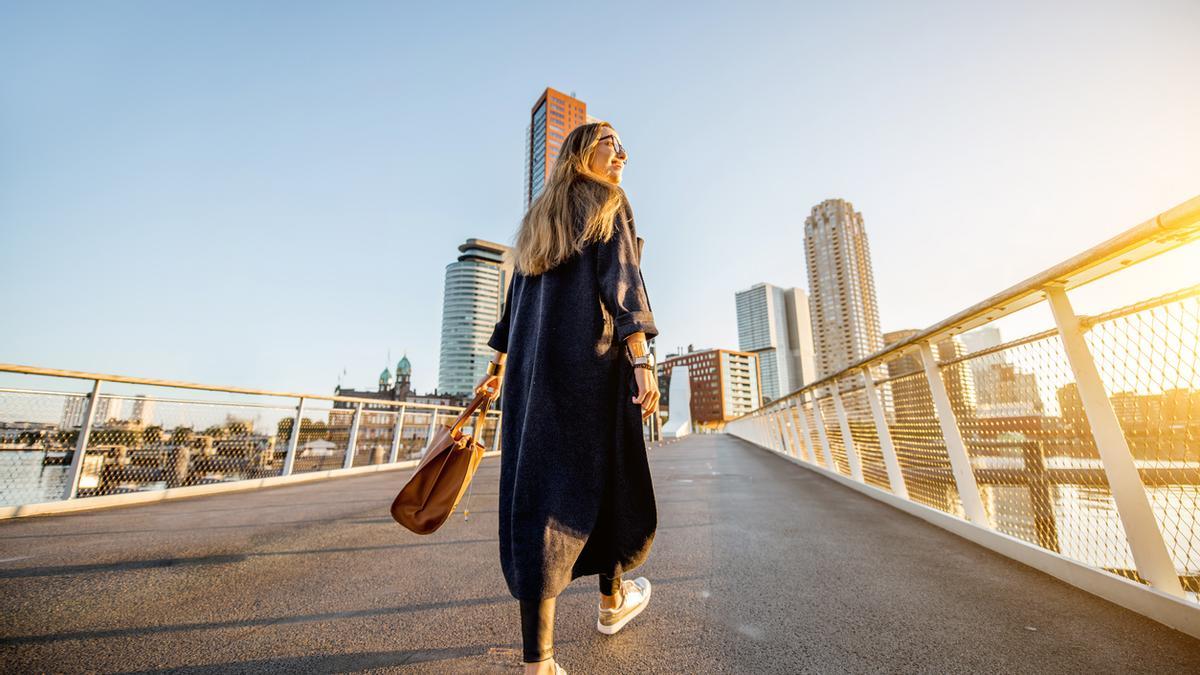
left=511, top=121, right=626, bottom=276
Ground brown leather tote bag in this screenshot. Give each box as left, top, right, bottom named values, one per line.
left=390, top=392, right=492, bottom=534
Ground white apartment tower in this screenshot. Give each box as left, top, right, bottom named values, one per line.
left=129, top=395, right=156, bottom=424
left=804, top=199, right=885, bottom=381
left=961, top=325, right=1044, bottom=417
left=438, top=239, right=512, bottom=396
left=735, top=282, right=816, bottom=403
left=60, top=395, right=121, bottom=428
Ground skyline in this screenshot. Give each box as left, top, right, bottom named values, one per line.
left=3, top=1, right=1199, bottom=398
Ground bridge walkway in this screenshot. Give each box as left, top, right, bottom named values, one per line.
left=2, top=434, right=1197, bottom=673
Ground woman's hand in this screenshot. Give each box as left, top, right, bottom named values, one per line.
left=632, top=366, right=660, bottom=422
left=474, top=373, right=502, bottom=401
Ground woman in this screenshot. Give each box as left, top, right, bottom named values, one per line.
left=474, top=121, right=660, bottom=674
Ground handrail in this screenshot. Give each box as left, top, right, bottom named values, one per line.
left=727, top=194, right=1200, bottom=617
left=734, top=193, right=1200, bottom=415
left=0, top=362, right=460, bottom=412
left=0, top=361, right=505, bottom=514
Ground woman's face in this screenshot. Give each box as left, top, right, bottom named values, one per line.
left=587, top=129, right=626, bottom=184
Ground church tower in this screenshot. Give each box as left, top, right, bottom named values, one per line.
left=395, top=354, right=413, bottom=398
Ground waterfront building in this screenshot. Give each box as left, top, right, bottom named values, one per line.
left=437, top=238, right=512, bottom=396
left=735, top=282, right=816, bottom=403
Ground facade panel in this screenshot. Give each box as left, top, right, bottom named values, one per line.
left=438, top=239, right=512, bottom=396
left=525, top=88, right=589, bottom=207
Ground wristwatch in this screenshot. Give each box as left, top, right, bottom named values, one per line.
left=630, top=351, right=655, bottom=370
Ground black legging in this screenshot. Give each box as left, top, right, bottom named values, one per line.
left=519, top=573, right=622, bottom=663
left=519, top=597, right=556, bottom=663
left=598, top=571, right=621, bottom=596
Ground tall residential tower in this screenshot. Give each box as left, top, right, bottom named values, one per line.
left=437, top=239, right=512, bottom=396
left=804, top=199, right=884, bottom=381
left=735, top=282, right=816, bottom=402
left=525, top=88, right=589, bottom=207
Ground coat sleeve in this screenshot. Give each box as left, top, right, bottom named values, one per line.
left=487, top=276, right=515, bottom=353
left=595, top=207, right=659, bottom=343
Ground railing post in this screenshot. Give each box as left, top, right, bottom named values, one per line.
left=786, top=400, right=803, bottom=458
left=281, top=397, right=305, bottom=477
left=422, top=406, right=440, bottom=456
left=63, top=380, right=102, bottom=500
left=387, top=405, right=406, bottom=464
left=810, top=396, right=837, bottom=471
left=343, top=402, right=363, bottom=470
left=861, top=367, right=908, bottom=498
left=491, top=411, right=503, bottom=452
left=794, top=397, right=818, bottom=464
left=774, top=409, right=789, bottom=455
left=782, top=401, right=796, bottom=457
left=919, top=341, right=988, bottom=525
left=1046, top=285, right=1185, bottom=597
left=831, top=386, right=864, bottom=482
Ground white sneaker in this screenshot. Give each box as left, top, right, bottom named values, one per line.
left=596, top=577, right=651, bottom=635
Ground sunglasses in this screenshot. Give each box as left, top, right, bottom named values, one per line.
left=596, top=134, right=627, bottom=158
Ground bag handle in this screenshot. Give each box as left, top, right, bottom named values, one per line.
left=447, top=390, right=493, bottom=440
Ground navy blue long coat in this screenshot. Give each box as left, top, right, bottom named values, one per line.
left=487, top=198, right=658, bottom=601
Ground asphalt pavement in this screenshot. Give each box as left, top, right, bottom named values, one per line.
left=1, top=434, right=1198, bottom=673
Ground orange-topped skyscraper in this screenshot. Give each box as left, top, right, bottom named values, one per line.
left=525, top=87, right=591, bottom=207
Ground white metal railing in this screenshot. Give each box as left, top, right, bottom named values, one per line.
left=0, top=364, right=503, bottom=511
left=726, top=195, right=1200, bottom=622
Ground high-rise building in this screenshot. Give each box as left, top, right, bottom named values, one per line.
left=960, top=326, right=1044, bottom=418
left=525, top=88, right=588, bottom=207
left=438, top=239, right=513, bottom=396
left=61, top=395, right=121, bottom=428
left=959, top=325, right=1002, bottom=355
left=129, top=395, right=155, bottom=425
left=883, top=329, right=975, bottom=422
left=804, top=199, right=884, bottom=383
left=659, top=347, right=762, bottom=428
left=735, top=282, right=816, bottom=402
left=782, top=286, right=817, bottom=395
left=938, top=336, right=977, bottom=420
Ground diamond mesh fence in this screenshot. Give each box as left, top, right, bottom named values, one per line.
left=877, top=361, right=964, bottom=517
left=396, top=407, right=436, bottom=460
left=784, top=403, right=803, bottom=460
left=726, top=211, right=1200, bottom=605
left=816, top=395, right=849, bottom=476
left=1084, top=286, right=1200, bottom=592
left=774, top=408, right=791, bottom=457
left=839, top=383, right=891, bottom=491
left=344, top=407, right=400, bottom=468
left=0, top=389, right=87, bottom=506
left=800, top=398, right=829, bottom=468
left=0, top=372, right=498, bottom=509
left=945, top=332, right=1139, bottom=581
left=289, top=402, right=351, bottom=474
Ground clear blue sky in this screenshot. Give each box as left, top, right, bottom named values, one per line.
left=2, top=0, right=1198, bottom=398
